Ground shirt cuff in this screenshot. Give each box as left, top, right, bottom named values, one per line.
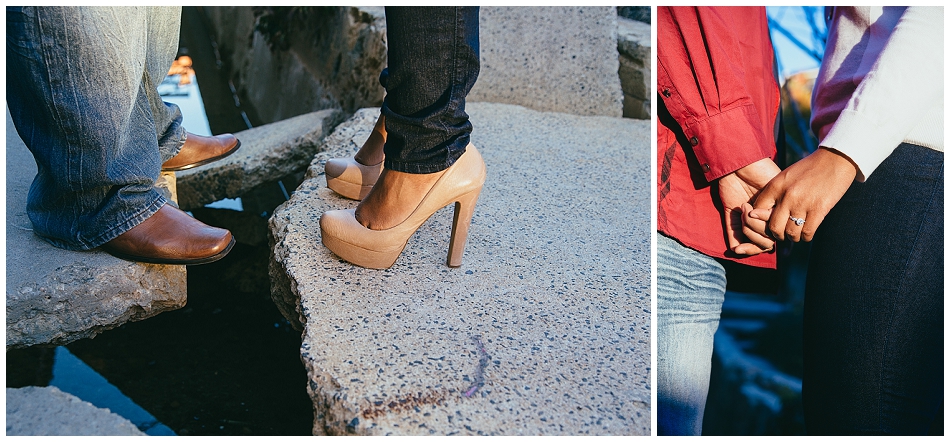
left=685, top=104, right=776, bottom=182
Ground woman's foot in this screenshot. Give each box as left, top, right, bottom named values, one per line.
left=324, top=114, right=386, bottom=200
left=320, top=144, right=486, bottom=268
left=354, top=167, right=446, bottom=230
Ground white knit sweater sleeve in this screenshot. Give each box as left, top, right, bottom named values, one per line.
left=817, top=7, right=944, bottom=182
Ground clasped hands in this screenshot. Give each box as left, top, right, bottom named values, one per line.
left=721, top=148, right=858, bottom=256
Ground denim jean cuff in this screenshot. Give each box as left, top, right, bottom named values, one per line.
left=84, top=190, right=168, bottom=250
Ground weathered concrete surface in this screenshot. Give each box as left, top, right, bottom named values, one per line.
left=618, top=17, right=651, bottom=120
left=176, top=108, right=344, bottom=210
left=6, top=109, right=187, bottom=350
left=205, top=7, right=624, bottom=123
left=470, top=7, right=623, bottom=117
left=269, top=103, right=651, bottom=435
left=204, top=6, right=387, bottom=124
left=6, top=386, right=145, bottom=436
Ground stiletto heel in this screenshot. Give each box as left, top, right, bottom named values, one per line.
left=447, top=189, right=481, bottom=267
left=320, top=144, right=486, bottom=269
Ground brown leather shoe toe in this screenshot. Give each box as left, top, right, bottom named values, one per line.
left=102, top=204, right=234, bottom=265
left=161, top=132, right=241, bottom=171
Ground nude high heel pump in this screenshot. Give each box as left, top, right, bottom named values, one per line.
left=320, top=144, right=486, bottom=269
left=324, top=115, right=386, bottom=200
left=324, top=157, right=382, bottom=200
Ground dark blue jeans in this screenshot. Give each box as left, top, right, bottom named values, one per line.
left=6, top=7, right=185, bottom=250
left=381, top=7, right=479, bottom=174
left=803, top=143, right=943, bottom=435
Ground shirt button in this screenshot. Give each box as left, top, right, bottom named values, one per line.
left=689, top=136, right=699, bottom=146
left=703, top=163, right=711, bottom=171
left=662, top=89, right=671, bottom=98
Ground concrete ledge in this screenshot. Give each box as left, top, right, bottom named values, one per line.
left=6, top=110, right=187, bottom=350
left=176, top=108, right=345, bottom=210
left=6, top=386, right=146, bottom=436
left=470, top=7, right=624, bottom=117
left=269, top=103, right=651, bottom=435
left=618, top=17, right=651, bottom=120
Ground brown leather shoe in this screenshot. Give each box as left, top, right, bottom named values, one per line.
left=102, top=204, right=235, bottom=265
left=161, top=132, right=241, bottom=171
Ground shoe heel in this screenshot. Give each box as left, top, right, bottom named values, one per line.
left=446, top=188, right=482, bottom=267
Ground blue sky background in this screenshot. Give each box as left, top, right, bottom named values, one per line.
left=767, top=6, right=827, bottom=79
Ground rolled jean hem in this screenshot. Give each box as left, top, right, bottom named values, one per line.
left=384, top=143, right=468, bottom=174
left=40, top=191, right=168, bottom=251
left=162, top=126, right=189, bottom=162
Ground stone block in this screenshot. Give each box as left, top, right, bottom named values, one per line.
left=175, top=108, right=344, bottom=210
left=6, top=109, right=187, bottom=350
left=470, top=7, right=624, bottom=117
left=6, top=386, right=145, bottom=436
left=269, top=103, right=651, bottom=435
left=617, top=17, right=651, bottom=119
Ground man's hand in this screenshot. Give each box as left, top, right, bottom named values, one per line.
left=748, top=147, right=858, bottom=242
left=718, top=157, right=781, bottom=255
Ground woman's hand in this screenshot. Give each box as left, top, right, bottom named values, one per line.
left=748, top=147, right=858, bottom=242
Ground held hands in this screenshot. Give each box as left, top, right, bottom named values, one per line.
left=718, top=157, right=781, bottom=256
left=741, top=147, right=858, bottom=244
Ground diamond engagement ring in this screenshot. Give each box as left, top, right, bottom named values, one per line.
left=790, top=216, right=805, bottom=226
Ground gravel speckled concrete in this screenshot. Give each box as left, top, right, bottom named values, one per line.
left=470, top=7, right=624, bottom=117
left=6, top=109, right=186, bottom=350
left=270, top=103, right=650, bottom=435
left=6, top=386, right=145, bottom=436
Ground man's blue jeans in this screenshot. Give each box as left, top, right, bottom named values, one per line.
left=6, top=6, right=185, bottom=250
left=656, top=232, right=727, bottom=435
left=803, top=143, right=944, bottom=434
left=381, top=7, right=479, bottom=174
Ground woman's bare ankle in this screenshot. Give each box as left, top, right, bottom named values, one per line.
left=355, top=168, right=445, bottom=230
left=354, top=115, right=386, bottom=166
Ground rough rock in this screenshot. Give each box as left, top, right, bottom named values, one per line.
left=204, top=6, right=388, bottom=124
left=204, top=6, right=624, bottom=122
left=6, top=386, right=145, bottom=436
left=470, top=7, right=624, bottom=117
left=269, top=103, right=651, bottom=435
left=175, top=108, right=344, bottom=210
left=6, top=109, right=187, bottom=350
left=618, top=17, right=651, bottom=120
left=618, top=6, right=650, bottom=24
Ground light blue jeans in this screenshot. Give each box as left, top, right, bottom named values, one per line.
left=656, top=233, right=727, bottom=435
left=6, top=6, right=185, bottom=250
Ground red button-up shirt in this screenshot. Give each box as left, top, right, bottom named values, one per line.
left=657, top=6, right=780, bottom=269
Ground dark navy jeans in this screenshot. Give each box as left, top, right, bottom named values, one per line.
left=6, top=6, right=185, bottom=250
left=803, top=143, right=943, bottom=435
left=381, top=7, right=480, bottom=174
